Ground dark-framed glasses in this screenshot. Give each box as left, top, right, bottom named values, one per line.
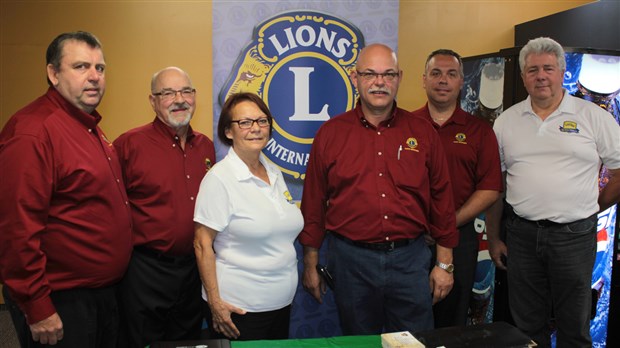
left=152, top=88, right=196, bottom=101
left=231, top=117, right=270, bottom=129
left=356, top=70, right=400, bottom=82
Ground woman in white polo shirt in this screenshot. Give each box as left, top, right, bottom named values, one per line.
left=194, top=92, right=303, bottom=341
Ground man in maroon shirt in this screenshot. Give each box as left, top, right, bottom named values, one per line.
left=113, top=67, right=215, bottom=347
left=299, top=44, right=458, bottom=334
left=0, top=31, right=133, bottom=347
left=411, top=49, right=502, bottom=328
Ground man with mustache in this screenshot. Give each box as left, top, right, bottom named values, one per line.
left=412, top=49, right=502, bottom=328
left=300, top=43, right=458, bottom=334
left=487, top=37, right=620, bottom=347
left=113, top=67, right=215, bottom=347
left=0, top=31, right=132, bottom=346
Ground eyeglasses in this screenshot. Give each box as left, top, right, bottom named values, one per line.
left=356, top=70, right=400, bottom=82
left=230, top=117, right=270, bottom=129
left=152, top=88, right=196, bottom=101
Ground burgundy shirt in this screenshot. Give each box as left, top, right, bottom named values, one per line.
left=114, top=118, right=216, bottom=255
left=0, top=88, right=133, bottom=324
left=299, top=102, right=458, bottom=249
left=412, top=104, right=503, bottom=210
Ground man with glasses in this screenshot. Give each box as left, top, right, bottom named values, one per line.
left=300, top=43, right=458, bottom=334
left=113, top=67, right=215, bottom=347
left=412, top=49, right=502, bottom=328
left=0, top=31, right=132, bottom=347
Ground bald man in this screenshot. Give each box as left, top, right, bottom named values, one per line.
left=114, top=67, right=216, bottom=347
left=299, top=44, right=458, bottom=334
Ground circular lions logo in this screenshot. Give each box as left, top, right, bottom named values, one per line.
left=219, top=11, right=364, bottom=186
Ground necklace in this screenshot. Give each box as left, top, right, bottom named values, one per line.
left=432, top=117, right=447, bottom=122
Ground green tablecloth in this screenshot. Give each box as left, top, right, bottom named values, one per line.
left=232, top=335, right=380, bottom=348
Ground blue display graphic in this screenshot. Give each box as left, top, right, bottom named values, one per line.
left=218, top=10, right=363, bottom=201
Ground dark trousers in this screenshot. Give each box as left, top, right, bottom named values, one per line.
left=329, top=234, right=433, bottom=335
left=506, top=210, right=597, bottom=348
left=117, top=248, right=203, bottom=348
left=431, top=221, right=479, bottom=327
left=202, top=301, right=291, bottom=341
left=3, top=285, right=118, bottom=348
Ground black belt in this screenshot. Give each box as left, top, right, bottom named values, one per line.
left=512, top=209, right=595, bottom=228
left=134, top=245, right=195, bottom=266
left=330, top=231, right=412, bottom=251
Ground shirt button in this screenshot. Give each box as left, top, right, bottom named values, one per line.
left=381, top=193, right=386, bottom=198
left=125, top=201, right=129, bottom=205
left=190, top=196, right=195, bottom=201
left=107, top=157, right=111, bottom=161
left=186, top=175, right=190, bottom=179
left=385, top=236, right=390, bottom=241
left=378, top=152, right=382, bottom=156
left=379, top=173, right=383, bottom=177
left=172, top=144, right=176, bottom=148
left=377, top=131, right=381, bottom=135
left=116, top=179, right=120, bottom=183
left=384, top=215, right=388, bottom=219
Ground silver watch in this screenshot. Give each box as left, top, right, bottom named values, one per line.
left=436, top=261, right=454, bottom=273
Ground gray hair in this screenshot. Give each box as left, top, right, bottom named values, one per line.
left=519, top=37, right=566, bottom=71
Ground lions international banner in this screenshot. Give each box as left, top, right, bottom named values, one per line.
left=212, top=1, right=399, bottom=338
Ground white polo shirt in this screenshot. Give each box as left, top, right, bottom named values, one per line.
left=494, top=90, right=620, bottom=223
left=194, top=147, right=303, bottom=312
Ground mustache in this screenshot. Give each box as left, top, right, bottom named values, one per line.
left=368, top=87, right=391, bottom=95
left=169, top=102, right=191, bottom=111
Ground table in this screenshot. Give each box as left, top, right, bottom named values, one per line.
left=232, top=335, right=379, bottom=348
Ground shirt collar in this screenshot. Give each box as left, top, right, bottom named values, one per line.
left=47, top=87, right=101, bottom=129
left=226, top=147, right=278, bottom=184
left=523, top=89, right=573, bottom=118
left=355, top=99, right=398, bottom=129
left=152, top=116, right=196, bottom=143
left=422, top=102, right=467, bottom=127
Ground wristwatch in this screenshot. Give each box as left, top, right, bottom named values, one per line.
left=436, top=261, right=454, bottom=273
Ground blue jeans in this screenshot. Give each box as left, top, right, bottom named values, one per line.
left=506, top=211, right=597, bottom=348
left=328, top=234, right=433, bottom=335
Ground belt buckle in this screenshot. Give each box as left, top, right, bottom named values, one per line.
left=387, top=241, right=395, bottom=251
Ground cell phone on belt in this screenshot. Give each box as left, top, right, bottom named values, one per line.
left=316, top=264, right=335, bottom=290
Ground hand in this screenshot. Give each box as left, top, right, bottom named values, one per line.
left=302, top=264, right=325, bottom=303
left=429, top=267, right=454, bottom=305
left=489, top=239, right=508, bottom=271
left=30, top=312, right=63, bottom=345
left=209, top=299, right=246, bottom=339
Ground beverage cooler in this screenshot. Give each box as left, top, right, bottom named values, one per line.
left=460, top=47, right=620, bottom=347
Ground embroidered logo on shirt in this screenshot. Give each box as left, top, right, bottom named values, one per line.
left=404, top=137, right=419, bottom=152
left=284, top=190, right=295, bottom=204
left=453, top=132, right=467, bottom=144
left=205, top=158, right=212, bottom=171
left=559, top=121, right=579, bottom=134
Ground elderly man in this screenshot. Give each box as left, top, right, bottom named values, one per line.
left=0, top=31, right=132, bottom=347
left=113, top=67, right=215, bottom=347
left=300, top=43, right=458, bottom=334
left=487, top=37, right=620, bottom=347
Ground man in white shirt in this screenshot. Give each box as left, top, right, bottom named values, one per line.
left=487, top=37, right=620, bottom=348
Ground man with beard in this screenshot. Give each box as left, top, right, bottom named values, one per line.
left=0, top=31, right=132, bottom=347
left=300, top=44, right=458, bottom=334
left=114, top=67, right=216, bottom=347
